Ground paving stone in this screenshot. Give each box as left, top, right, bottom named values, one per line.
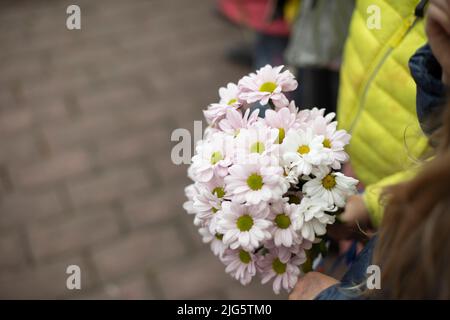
left=92, top=226, right=185, bottom=282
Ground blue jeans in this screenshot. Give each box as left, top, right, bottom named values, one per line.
left=315, top=236, right=377, bottom=300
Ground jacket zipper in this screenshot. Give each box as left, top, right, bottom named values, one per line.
left=348, top=15, right=419, bottom=134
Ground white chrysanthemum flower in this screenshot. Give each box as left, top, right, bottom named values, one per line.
left=221, top=248, right=257, bottom=285
left=207, top=205, right=225, bottom=235
left=203, top=126, right=220, bottom=140
left=257, top=245, right=305, bottom=294
left=281, top=128, right=326, bottom=176
left=238, top=65, right=297, bottom=109
left=199, top=227, right=228, bottom=258
left=191, top=132, right=234, bottom=182
left=306, top=107, right=334, bottom=123
left=224, top=155, right=288, bottom=205
left=219, top=108, right=260, bottom=136
left=264, top=106, right=300, bottom=144
left=204, top=83, right=241, bottom=125
left=296, top=197, right=337, bottom=242
left=192, top=177, right=227, bottom=223
left=234, top=124, right=280, bottom=161
left=302, top=168, right=358, bottom=207
left=183, top=184, right=197, bottom=215
left=268, top=200, right=302, bottom=247
left=310, top=116, right=350, bottom=170
left=218, top=201, right=271, bottom=251
left=183, top=184, right=203, bottom=226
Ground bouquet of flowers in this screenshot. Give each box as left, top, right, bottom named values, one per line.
left=183, top=65, right=358, bottom=294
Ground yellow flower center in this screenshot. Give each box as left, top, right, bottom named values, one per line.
left=215, top=233, right=223, bottom=240
left=259, top=81, right=277, bottom=93
left=275, top=213, right=291, bottom=229
left=323, top=138, right=332, bottom=148
left=297, top=145, right=310, bottom=155
left=239, top=250, right=252, bottom=264
left=227, top=98, right=237, bottom=105
left=246, top=173, right=263, bottom=190
left=272, top=258, right=287, bottom=274
left=236, top=214, right=254, bottom=232
left=210, top=151, right=223, bottom=165
left=277, top=128, right=285, bottom=144
left=250, top=141, right=265, bottom=154
left=322, top=174, right=336, bottom=190
left=212, top=187, right=225, bottom=198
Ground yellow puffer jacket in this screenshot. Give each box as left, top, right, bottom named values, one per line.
left=337, top=0, right=429, bottom=226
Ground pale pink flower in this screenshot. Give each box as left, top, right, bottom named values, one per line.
left=238, top=65, right=297, bottom=109
left=183, top=184, right=197, bottom=215
left=204, top=83, right=241, bottom=125
left=264, top=107, right=300, bottom=144
left=310, top=116, right=351, bottom=169
left=287, top=101, right=310, bottom=127
left=306, top=108, right=331, bottom=122
left=268, top=200, right=302, bottom=247
left=183, top=183, right=203, bottom=226
left=199, top=227, right=228, bottom=258
left=218, top=201, right=272, bottom=251
left=234, top=123, right=280, bottom=162
left=221, top=248, right=257, bottom=285
left=218, top=108, right=260, bottom=136
left=257, top=245, right=305, bottom=294
left=224, top=155, right=288, bottom=205
left=192, top=177, right=227, bottom=223
left=191, top=132, right=234, bottom=182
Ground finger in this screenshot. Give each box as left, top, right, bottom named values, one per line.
left=288, top=279, right=305, bottom=300
left=428, top=4, right=450, bottom=34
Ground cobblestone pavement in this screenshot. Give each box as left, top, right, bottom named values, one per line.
left=0, top=0, right=287, bottom=299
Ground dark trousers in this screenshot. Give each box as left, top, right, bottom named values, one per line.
left=293, top=67, right=340, bottom=115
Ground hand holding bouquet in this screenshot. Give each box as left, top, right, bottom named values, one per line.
left=184, top=65, right=358, bottom=294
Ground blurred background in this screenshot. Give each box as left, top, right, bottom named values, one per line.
left=0, top=0, right=352, bottom=299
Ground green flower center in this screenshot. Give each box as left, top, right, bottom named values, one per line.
left=288, top=195, right=300, bottom=204
left=210, top=151, right=223, bottom=165
left=250, top=141, right=265, bottom=154
left=236, top=214, right=254, bottom=232
left=246, top=173, right=263, bottom=190
left=212, top=187, right=225, bottom=198
left=215, top=233, right=223, bottom=240
left=323, top=138, right=332, bottom=148
left=297, top=145, right=310, bottom=155
left=212, top=207, right=219, bottom=213
left=277, top=128, right=285, bottom=144
left=275, top=213, right=291, bottom=229
left=227, top=98, right=237, bottom=105
left=259, top=81, right=278, bottom=93
left=239, top=250, right=252, bottom=264
left=272, top=258, right=287, bottom=274
left=322, top=174, right=336, bottom=190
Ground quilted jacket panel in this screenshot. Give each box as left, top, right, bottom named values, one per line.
left=337, top=0, right=429, bottom=225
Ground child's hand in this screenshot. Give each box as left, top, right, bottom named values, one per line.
left=340, top=194, right=371, bottom=227
left=427, top=0, right=450, bottom=84
left=327, top=195, right=371, bottom=241
left=289, top=272, right=339, bottom=300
